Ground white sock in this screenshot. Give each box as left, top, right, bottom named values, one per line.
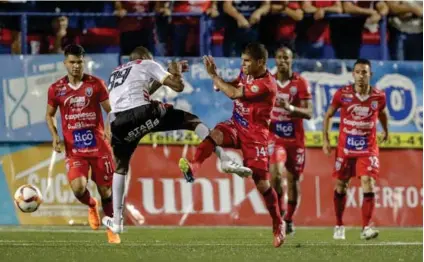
left=194, top=123, right=210, bottom=140
left=194, top=123, right=231, bottom=162
left=112, top=172, right=126, bottom=225
left=215, top=146, right=231, bottom=162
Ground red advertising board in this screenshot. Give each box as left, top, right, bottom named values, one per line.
left=125, top=146, right=423, bottom=226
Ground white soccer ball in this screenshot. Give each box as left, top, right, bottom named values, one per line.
left=14, top=185, right=43, bottom=213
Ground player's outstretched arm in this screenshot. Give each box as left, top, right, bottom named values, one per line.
left=45, top=104, right=61, bottom=153
left=322, top=105, right=337, bottom=156
left=378, top=108, right=389, bottom=143
left=203, top=55, right=243, bottom=99
left=277, top=99, right=313, bottom=120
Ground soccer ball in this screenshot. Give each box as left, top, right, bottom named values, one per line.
left=14, top=185, right=43, bottom=213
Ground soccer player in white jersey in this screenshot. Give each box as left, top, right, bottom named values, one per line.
left=102, top=46, right=252, bottom=234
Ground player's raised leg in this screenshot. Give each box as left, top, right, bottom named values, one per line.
left=360, top=174, right=379, bottom=240
left=269, top=144, right=286, bottom=218
left=152, top=107, right=252, bottom=180
left=66, top=158, right=100, bottom=230
left=333, top=178, right=349, bottom=240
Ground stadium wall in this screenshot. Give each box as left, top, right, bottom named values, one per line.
left=0, top=55, right=422, bottom=226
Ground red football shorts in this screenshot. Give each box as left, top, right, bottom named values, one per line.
left=66, top=154, right=115, bottom=187
left=269, top=140, right=305, bottom=178
left=332, top=154, right=380, bottom=180
left=215, top=120, right=270, bottom=181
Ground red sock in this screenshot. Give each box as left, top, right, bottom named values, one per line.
left=76, top=190, right=96, bottom=208
left=284, top=200, right=297, bottom=222
left=334, top=190, right=346, bottom=226
left=262, top=187, right=282, bottom=226
left=362, top=192, right=375, bottom=228
left=277, top=192, right=285, bottom=216
left=192, top=137, right=215, bottom=165
left=101, top=197, right=113, bottom=217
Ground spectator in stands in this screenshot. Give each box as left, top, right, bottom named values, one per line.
left=261, top=1, right=303, bottom=57
left=387, top=1, right=423, bottom=61
left=114, top=1, right=154, bottom=56
left=330, top=1, right=388, bottom=59
left=0, top=1, right=27, bottom=54
left=156, top=1, right=219, bottom=57
left=47, top=16, right=81, bottom=54
left=223, top=0, right=270, bottom=57
left=296, top=1, right=342, bottom=58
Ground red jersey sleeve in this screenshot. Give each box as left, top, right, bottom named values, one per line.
left=243, top=79, right=270, bottom=99
left=97, top=79, right=109, bottom=102
left=330, top=89, right=343, bottom=109
left=298, top=77, right=312, bottom=100
left=47, top=85, right=58, bottom=108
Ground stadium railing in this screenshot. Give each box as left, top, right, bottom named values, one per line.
left=0, top=12, right=388, bottom=59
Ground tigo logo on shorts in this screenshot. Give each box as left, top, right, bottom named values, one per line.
left=73, top=129, right=97, bottom=148
left=345, top=135, right=368, bottom=151
left=274, top=121, right=295, bottom=138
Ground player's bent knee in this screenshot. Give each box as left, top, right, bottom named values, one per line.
left=97, top=185, right=112, bottom=199
left=361, top=176, right=374, bottom=192
left=255, top=180, right=271, bottom=194
left=209, top=129, right=224, bottom=145
left=70, top=177, right=88, bottom=197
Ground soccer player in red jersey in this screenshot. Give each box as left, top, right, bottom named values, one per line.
left=178, top=43, right=286, bottom=247
left=45, top=44, right=120, bottom=244
left=269, top=47, right=313, bottom=235
left=322, top=58, right=389, bottom=240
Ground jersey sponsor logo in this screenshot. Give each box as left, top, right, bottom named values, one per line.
left=72, top=129, right=97, bottom=149
left=348, top=104, right=372, bottom=120
left=67, top=122, right=96, bottom=130
left=85, top=87, right=93, bottom=97
left=343, top=118, right=374, bottom=129
left=273, top=121, right=295, bottom=138
left=342, top=127, right=368, bottom=136
left=345, top=135, right=368, bottom=151
left=64, top=95, right=89, bottom=109
left=233, top=111, right=249, bottom=128
left=65, top=112, right=96, bottom=121
left=55, top=86, right=67, bottom=97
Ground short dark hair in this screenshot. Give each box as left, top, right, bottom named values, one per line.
left=64, top=44, right=85, bottom=57
left=354, top=58, right=372, bottom=69
left=130, top=46, right=152, bottom=61
left=275, top=46, right=293, bottom=57
left=242, top=43, right=268, bottom=62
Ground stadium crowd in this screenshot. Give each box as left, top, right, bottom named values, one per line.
left=0, top=1, right=422, bottom=60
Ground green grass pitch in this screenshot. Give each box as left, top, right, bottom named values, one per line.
left=0, top=226, right=421, bottom=262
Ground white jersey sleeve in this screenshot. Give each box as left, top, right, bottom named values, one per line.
left=143, top=60, right=171, bottom=84
left=108, top=59, right=171, bottom=113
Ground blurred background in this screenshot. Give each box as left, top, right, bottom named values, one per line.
left=0, top=1, right=422, bottom=228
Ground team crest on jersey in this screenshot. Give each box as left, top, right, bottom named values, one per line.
left=290, top=86, right=297, bottom=95
left=371, top=101, right=378, bottom=110
left=251, top=85, right=259, bottom=93
left=85, top=87, right=93, bottom=97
